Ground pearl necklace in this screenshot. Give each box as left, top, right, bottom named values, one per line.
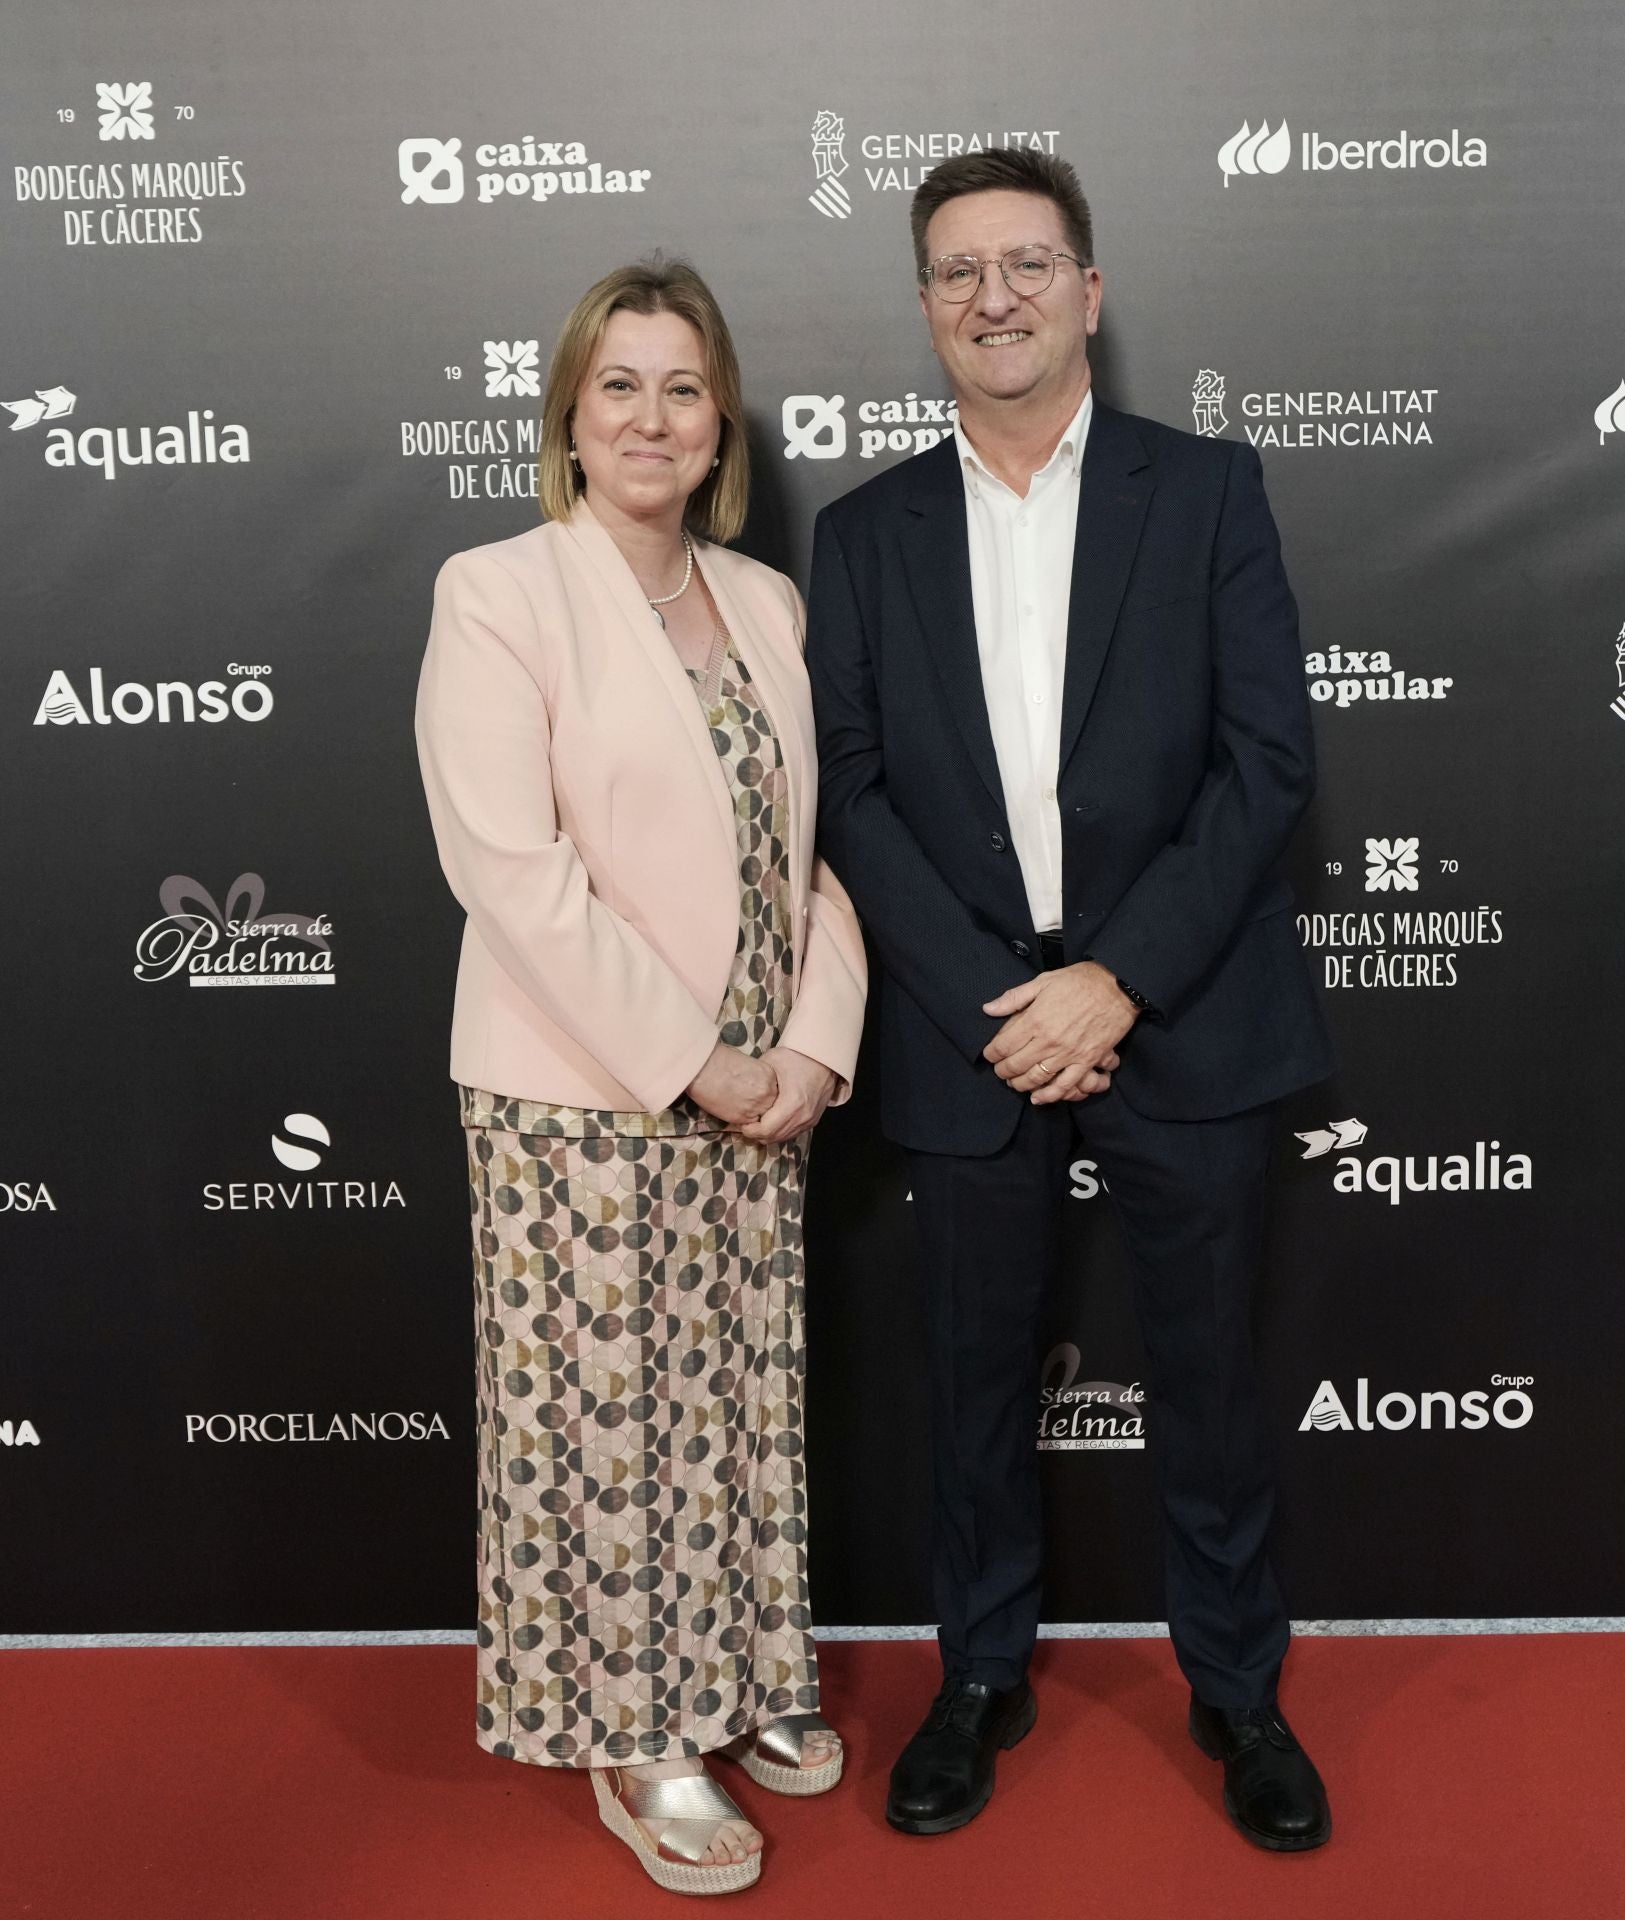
left=647, top=533, right=695, bottom=630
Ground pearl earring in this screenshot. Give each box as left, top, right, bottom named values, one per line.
left=710, top=456, right=720, bottom=470
left=569, top=443, right=581, bottom=466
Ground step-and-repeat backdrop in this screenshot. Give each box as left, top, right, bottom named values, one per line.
left=4, top=1, right=1622, bottom=1636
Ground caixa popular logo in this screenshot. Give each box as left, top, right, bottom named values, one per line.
left=397, top=134, right=651, bottom=208
left=135, top=872, right=334, bottom=989
left=1300, top=1376, right=1533, bottom=1434
left=202, top=1112, right=404, bottom=1213
left=1037, top=1344, right=1146, bottom=1451
left=4, top=384, right=249, bottom=477
left=782, top=391, right=956, bottom=463
left=1, top=1181, right=57, bottom=1212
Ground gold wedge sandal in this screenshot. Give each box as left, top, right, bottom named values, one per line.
left=590, top=1764, right=763, bottom=1896
left=728, top=1712, right=845, bottom=1797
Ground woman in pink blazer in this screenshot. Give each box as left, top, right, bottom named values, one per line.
left=416, top=259, right=866, bottom=1897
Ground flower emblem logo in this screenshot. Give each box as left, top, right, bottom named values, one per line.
left=484, top=340, right=541, bottom=399
left=1364, top=837, right=1421, bottom=893
left=97, top=82, right=156, bottom=142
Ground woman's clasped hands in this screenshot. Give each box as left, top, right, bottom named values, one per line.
left=687, top=1041, right=835, bottom=1143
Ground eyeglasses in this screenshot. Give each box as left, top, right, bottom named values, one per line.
left=919, top=244, right=1085, bottom=303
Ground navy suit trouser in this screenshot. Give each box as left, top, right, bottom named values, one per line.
left=906, top=1085, right=1290, bottom=1709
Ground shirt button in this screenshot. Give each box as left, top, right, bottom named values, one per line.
left=1043, top=787, right=1056, bottom=803
left=990, top=832, right=1006, bottom=851
left=1032, top=691, right=1046, bottom=705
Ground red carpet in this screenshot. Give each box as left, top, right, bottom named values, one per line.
left=4, top=1635, right=1621, bottom=1919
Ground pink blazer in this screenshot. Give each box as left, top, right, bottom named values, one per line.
left=416, top=502, right=867, bottom=1114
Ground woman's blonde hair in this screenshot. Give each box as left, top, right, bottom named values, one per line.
left=537, top=257, right=749, bottom=543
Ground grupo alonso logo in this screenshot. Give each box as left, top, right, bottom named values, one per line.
left=1301, top=1375, right=1533, bottom=1433
left=1038, top=1344, right=1146, bottom=1451
left=33, top=663, right=272, bottom=727
left=134, top=872, right=334, bottom=988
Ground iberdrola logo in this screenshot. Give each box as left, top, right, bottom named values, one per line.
left=1217, top=119, right=1291, bottom=186
left=1595, top=379, right=1625, bottom=446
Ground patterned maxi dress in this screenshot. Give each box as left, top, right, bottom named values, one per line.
left=460, top=633, right=820, bottom=1767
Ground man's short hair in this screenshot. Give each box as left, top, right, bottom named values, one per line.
left=909, top=148, right=1094, bottom=274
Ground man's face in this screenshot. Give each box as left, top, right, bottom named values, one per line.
left=918, top=189, right=1101, bottom=412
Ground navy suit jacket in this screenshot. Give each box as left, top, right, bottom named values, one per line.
left=806, top=399, right=1334, bottom=1155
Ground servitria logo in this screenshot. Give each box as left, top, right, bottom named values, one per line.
left=202, top=1112, right=404, bottom=1212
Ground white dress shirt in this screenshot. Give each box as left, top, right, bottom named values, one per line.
left=954, top=387, right=1092, bottom=933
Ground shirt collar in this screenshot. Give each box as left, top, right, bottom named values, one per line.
left=955, top=385, right=1094, bottom=500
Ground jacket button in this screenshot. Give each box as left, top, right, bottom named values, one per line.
left=1010, top=939, right=1031, bottom=958
left=990, top=832, right=1006, bottom=851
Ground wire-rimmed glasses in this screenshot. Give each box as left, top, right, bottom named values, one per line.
left=919, top=244, right=1084, bottom=302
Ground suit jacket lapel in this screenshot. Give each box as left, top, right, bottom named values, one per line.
left=899, top=439, right=1007, bottom=814
left=1057, top=403, right=1153, bottom=775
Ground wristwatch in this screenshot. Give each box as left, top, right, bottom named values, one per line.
left=1115, top=975, right=1157, bottom=1017
left=1084, top=952, right=1158, bottom=1019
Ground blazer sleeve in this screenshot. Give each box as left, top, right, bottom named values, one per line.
left=1087, top=442, right=1316, bottom=1017
left=415, top=547, right=720, bottom=1111
left=771, top=578, right=868, bottom=1102
left=807, top=511, right=1025, bottom=1063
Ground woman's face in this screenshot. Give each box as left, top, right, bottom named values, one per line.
left=571, top=308, right=721, bottom=525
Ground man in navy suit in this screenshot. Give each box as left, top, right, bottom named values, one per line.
left=807, top=147, right=1334, bottom=1850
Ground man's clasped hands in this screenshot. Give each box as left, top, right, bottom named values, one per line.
left=982, top=959, right=1140, bottom=1104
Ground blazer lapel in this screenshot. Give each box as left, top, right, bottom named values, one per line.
left=899, top=439, right=1007, bottom=814
left=1057, top=403, right=1153, bottom=775
left=560, top=502, right=737, bottom=851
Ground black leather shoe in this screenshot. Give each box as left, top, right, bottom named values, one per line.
left=886, top=1677, right=1037, bottom=1835
left=1189, top=1695, right=1332, bottom=1851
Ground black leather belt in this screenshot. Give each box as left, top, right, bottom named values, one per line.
left=1037, top=932, right=1067, bottom=971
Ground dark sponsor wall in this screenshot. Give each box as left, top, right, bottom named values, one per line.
left=3, top=1, right=1622, bottom=1634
